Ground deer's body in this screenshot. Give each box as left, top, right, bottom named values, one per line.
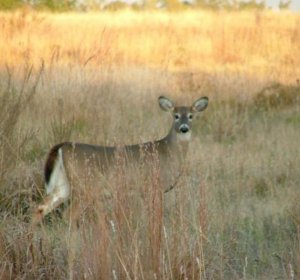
left=33, top=96, right=208, bottom=223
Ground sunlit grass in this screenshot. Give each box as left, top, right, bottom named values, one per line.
left=1, top=9, right=299, bottom=83
left=0, top=8, right=300, bottom=279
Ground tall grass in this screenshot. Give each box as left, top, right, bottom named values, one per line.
left=0, top=9, right=300, bottom=83
left=0, top=9, right=300, bottom=280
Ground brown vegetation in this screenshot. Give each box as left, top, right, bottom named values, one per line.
left=0, top=9, right=299, bottom=279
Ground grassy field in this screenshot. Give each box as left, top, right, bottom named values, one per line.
left=0, top=9, right=300, bottom=279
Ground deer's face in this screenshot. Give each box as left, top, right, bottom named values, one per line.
left=173, top=106, right=194, bottom=135
left=158, top=96, right=209, bottom=140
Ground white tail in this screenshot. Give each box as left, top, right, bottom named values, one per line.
left=32, top=96, right=209, bottom=224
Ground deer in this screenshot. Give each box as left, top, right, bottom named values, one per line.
left=32, top=96, right=209, bottom=225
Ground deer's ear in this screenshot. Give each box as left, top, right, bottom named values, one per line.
left=192, top=97, right=209, bottom=112
left=158, top=96, right=174, bottom=112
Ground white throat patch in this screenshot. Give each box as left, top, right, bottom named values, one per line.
left=177, top=132, right=192, bottom=142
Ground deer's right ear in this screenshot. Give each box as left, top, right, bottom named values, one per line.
left=158, top=96, right=174, bottom=112
left=192, top=96, right=209, bottom=113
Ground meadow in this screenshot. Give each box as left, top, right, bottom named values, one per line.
left=0, top=8, right=300, bottom=279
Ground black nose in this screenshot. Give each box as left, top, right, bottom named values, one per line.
left=180, top=126, right=189, bottom=133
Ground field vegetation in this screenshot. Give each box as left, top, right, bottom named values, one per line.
left=0, top=9, right=300, bottom=279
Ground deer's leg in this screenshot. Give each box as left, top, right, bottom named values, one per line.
left=32, top=189, right=69, bottom=226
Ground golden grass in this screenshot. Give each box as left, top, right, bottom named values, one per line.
left=0, top=9, right=300, bottom=279
left=1, top=9, right=300, bottom=84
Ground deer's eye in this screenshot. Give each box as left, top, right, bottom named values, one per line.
left=175, top=113, right=180, bottom=120
left=188, top=114, right=193, bottom=120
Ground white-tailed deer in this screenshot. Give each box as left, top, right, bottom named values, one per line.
left=33, top=96, right=208, bottom=224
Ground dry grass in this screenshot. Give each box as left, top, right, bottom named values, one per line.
left=1, top=9, right=300, bottom=84
left=0, top=8, right=300, bottom=280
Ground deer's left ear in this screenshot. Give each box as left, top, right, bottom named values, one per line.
left=159, top=96, right=175, bottom=112
left=192, top=97, right=209, bottom=112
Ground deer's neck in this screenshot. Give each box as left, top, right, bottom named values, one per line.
left=163, top=126, right=191, bottom=155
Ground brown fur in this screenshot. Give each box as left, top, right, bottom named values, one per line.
left=35, top=96, right=208, bottom=224
left=44, top=143, right=66, bottom=184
